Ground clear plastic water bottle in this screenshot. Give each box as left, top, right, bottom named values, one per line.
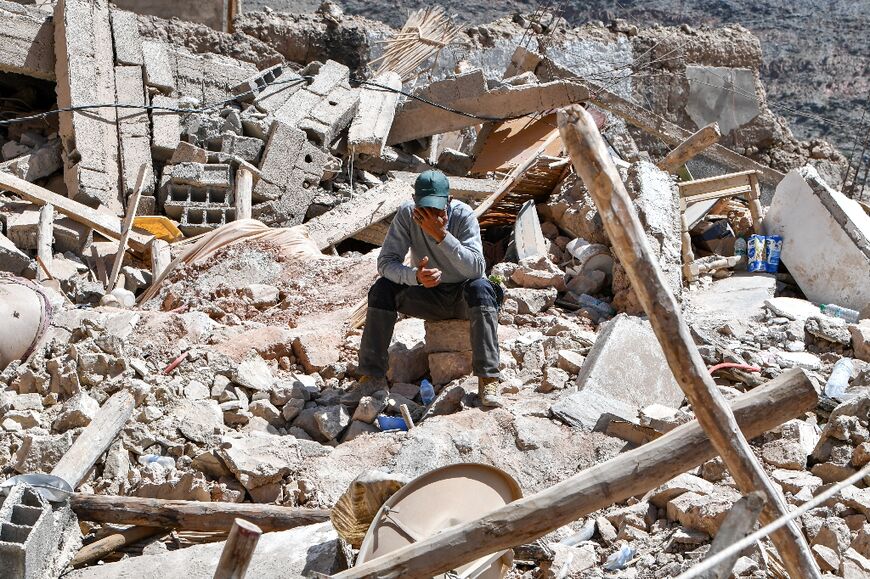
left=603, top=544, right=636, bottom=571
left=820, top=304, right=860, bottom=323
left=825, top=358, right=854, bottom=400
left=420, top=379, right=435, bottom=405
left=734, top=237, right=747, bottom=269
left=138, top=454, right=175, bottom=470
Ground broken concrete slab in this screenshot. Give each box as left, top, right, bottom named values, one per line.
left=67, top=521, right=345, bottom=578
left=685, top=66, right=760, bottom=135
left=0, top=231, right=32, bottom=275
left=141, top=40, right=175, bottom=94
left=114, top=65, right=156, bottom=199
left=388, top=70, right=588, bottom=144
left=349, top=71, right=402, bottom=157
left=54, top=0, right=123, bottom=212
left=550, top=314, right=685, bottom=430
left=0, top=0, right=55, bottom=80
left=765, top=166, right=870, bottom=311
left=150, top=95, right=181, bottom=161
left=685, top=272, right=777, bottom=335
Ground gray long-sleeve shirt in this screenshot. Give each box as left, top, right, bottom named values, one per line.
left=377, top=199, right=486, bottom=286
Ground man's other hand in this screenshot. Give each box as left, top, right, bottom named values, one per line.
left=416, top=256, right=442, bottom=288
left=413, top=207, right=448, bottom=243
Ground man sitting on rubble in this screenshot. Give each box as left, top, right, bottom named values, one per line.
left=357, top=169, right=504, bottom=407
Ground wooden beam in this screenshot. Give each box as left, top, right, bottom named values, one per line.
left=700, top=492, right=765, bottom=579
left=70, top=526, right=163, bottom=568
left=50, top=390, right=135, bottom=489
left=150, top=239, right=172, bottom=281
left=213, top=519, right=261, bottom=579
left=36, top=204, right=53, bottom=281
left=107, top=164, right=147, bottom=291
left=658, top=122, right=722, bottom=174
left=234, top=166, right=253, bottom=221
left=0, top=170, right=152, bottom=252
left=330, top=368, right=817, bottom=578
left=70, top=494, right=331, bottom=532
left=557, top=105, right=818, bottom=578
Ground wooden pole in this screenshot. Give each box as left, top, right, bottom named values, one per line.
left=50, top=390, right=135, bottom=489
left=234, top=166, right=253, bottom=221
left=700, top=492, right=765, bottom=579
left=150, top=239, right=172, bottom=281
left=36, top=204, right=54, bottom=281
left=70, top=494, right=330, bottom=532
left=213, top=519, right=261, bottom=579
left=556, top=105, right=818, bottom=578
left=658, top=122, right=722, bottom=174
left=107, top=164, right=147, bottom=291
left=399, top=404, right=415, bottom=429
left=70, top=526, right=163, bottom=567
left=330, top=368, right=817, bottom=578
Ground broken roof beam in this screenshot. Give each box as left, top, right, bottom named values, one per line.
left=0, top=0, right=55, bottom=80
left=387, top=70, right=588, bottom=145
left=0, top=171, right=153, bottom=252
left=332, top=368, right=818, bottom=578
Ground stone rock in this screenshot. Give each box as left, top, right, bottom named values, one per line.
left=775, top=351, right=822, bottom=371
left=134, top=471, right=212, bottom=503
left=765, top=297, right=821, bottom=322
left=851, top=321, right=870, bottom=362
left=761, top=438, right=807, bottom=470
left=282, top=398, right=305, bottom=422
left=249, top=399, right=282, bottom=426
left=342, top=420, right=379, bottom=442
left=424, top=319, right=471, bottom=353
left=812, top=544, right=840, bottom=572
left=504, top=287, right=557, bottom=314
left=510, top=256, right=566, bottom=291
left=183, top=380, right=210, bottom=400
left=806, top=315, right=852, bottom=346
left=596, top=516, right=618, bottom=544
left=842, top=486, right=870, bottom=519
left=843, top=548, right=870, bottom=578
left=770, top=469, right=823, bottom=495
left=244, top=284, right=280, bottom=308
left=779, top=419, right=821, bottom=457
left=550, top=315, right=685, bottom=430
left=853, top=442, right=870, bottom=467
left=176, top=399, right=224, bottom=444
left=12, top=393, right=43, bottom=411
left=545, top=543, right=596, bottom=578
left=293, top=331, right=342, bottom=373
left=557, top=350, right=585, bottom=374
left=53, top=391, right=100, bottom=432
left=390, top=383, right=419, bottom=401
left=387, top=340, right=428, bottom=384
left=233, top=352, right=274, bottom=391
left=648, top=473, right=717, bottom=508
left=566, top=269, right=607, bottom=296
left=538, top=367, right=569, bottom=393
left=852, top=526, right=870, bottom=558
left=314, top=405, right=350, bottom=440
left=812, top=461, right=857, bottom=483
left=810, top=516, right=851, bottom=554
left=666, top=491, right=733, bottom=536
left=429, top=352, right=473, bottom=385
left=218, top=432, right=301, bottom=491
left=639, top=404, right=690, bottom=432
left=14, top=431, right=74, bottom=474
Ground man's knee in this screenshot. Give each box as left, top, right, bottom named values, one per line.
left=368, top=277, right=401, bottom=311
left=463, top=278, right=498, bottom=308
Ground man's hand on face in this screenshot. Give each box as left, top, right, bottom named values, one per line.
left=415, top=256, right=442, bottom=288
left=413, top=206, right=448, bottom=243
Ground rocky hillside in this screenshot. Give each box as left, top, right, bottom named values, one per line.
left=248, top=0, right=870, bottom=159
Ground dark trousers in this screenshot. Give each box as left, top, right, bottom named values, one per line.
left=358, top=277, right=501, bottom=379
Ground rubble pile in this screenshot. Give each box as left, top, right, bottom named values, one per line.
left=1, top=1, right=870, bottom=578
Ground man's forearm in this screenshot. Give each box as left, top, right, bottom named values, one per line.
left=379, top=259, right=418, bottom=286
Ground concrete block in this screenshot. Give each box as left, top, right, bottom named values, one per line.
left=0, top=140, right=62, bottom=183
left=109, top=9, right=143, bottom=66
left=141, top=40, right=175, bottom=93
left=424, top=320, right=472, bottom=353
left=765, top=166, right=870, bottom=311
left=0, top=231, right=31, bottom=274
left=429, top=351, right=473, bottom=385
left=150, top=95, right=181, bottom=160
left=167, top=45, right=256, bottom=104
left=5, top=206, right=39, bottom=249
left=170, top=141, right=209, bottom=165
left=251, top=67, right=305, bottom=112
left=550, top=314, right=685, bottom=430
left=114, top=65, right=155, bottom=198
left=53, top=217, right=92, bottom=254
left=0, top=1, right=55, bottom=80
left=171, top=163, right=232, bottom=189
left=54, top=0, right=122, bottom=212
left=220, top=134, right=264, bottom=164
left=348, top=71, right=401, bottom=157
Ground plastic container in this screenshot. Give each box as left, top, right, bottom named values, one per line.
left=825, top=358, right=854, bottom=400
left=734, top=237, right=747, bottom=266
left=420, top=379, right=436, bottom=406
left=747, top=234, right=766, bottom=272
left=764, top=235, right=783, bottom=273
left=138, top=454, right=175, bottom=470
left=820, top=303, right=860, bottom=323
left=603, top=544, right=636, bottom=571
left=376, top=415, right=408, bottom=431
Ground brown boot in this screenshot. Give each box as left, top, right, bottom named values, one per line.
left=478, top=377, right=503, bottom=408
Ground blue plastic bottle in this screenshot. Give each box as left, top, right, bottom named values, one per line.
left=420, top=379, right=436, bottom=405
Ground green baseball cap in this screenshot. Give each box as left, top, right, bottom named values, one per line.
left=414, top=170, right=450, bottom=210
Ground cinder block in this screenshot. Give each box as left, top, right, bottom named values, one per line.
left=141, top=40, right=175, bottom=93
left=54, top=0, right=123, bottom=212
left=150, top=95, right=181, bottom=160
left=171, top=163, right=232, bottom=189
left=170, top=141, right=209, bottom=164
left=220, top=134, right=264, bottom=164
left=765, top=166, right=870, bottom=311
left=110, top=9, right=143, bottom=66
left=0, top=2, right=55, bottom=80
left=348, top=71, right=402, bottom=157
left=114, top=65, right=155, bottom=198
left=550, top=314, right=686, bottom=430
